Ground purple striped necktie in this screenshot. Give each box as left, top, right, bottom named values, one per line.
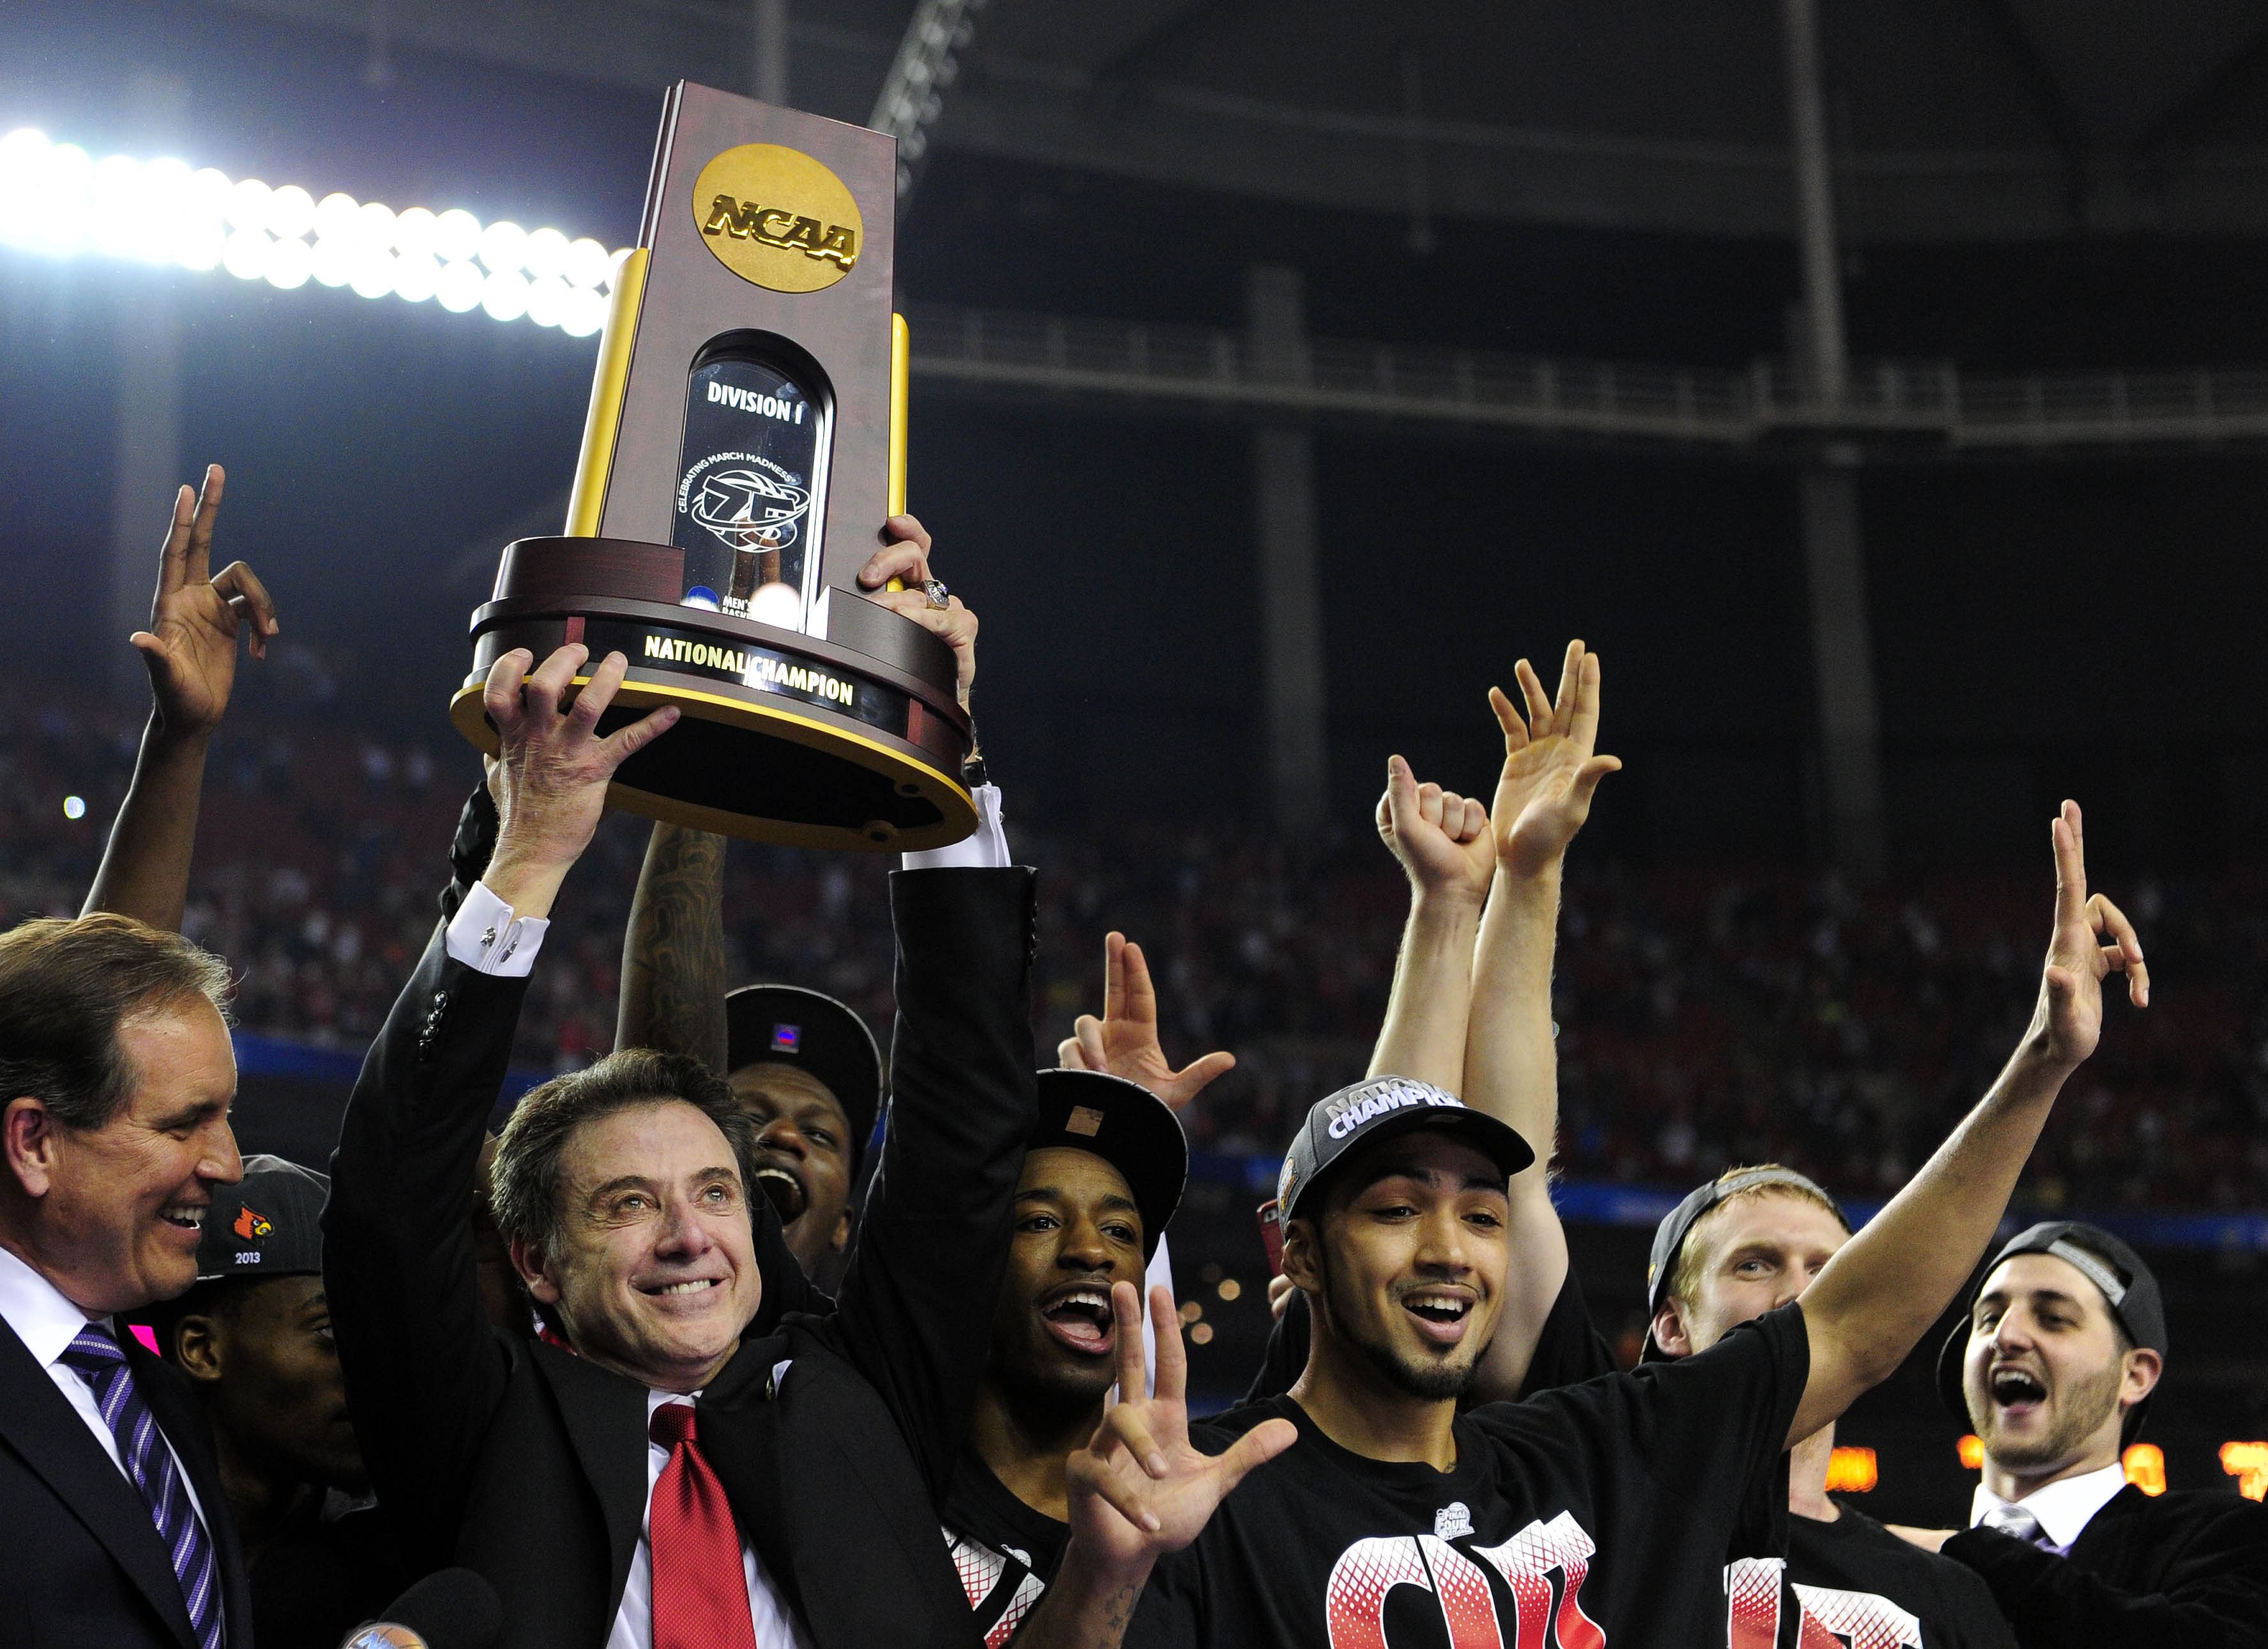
left=59, top=1323, right=223, bottom=1649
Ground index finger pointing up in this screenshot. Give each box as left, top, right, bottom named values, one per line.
left=2051, top=801, right=2087, bottom=927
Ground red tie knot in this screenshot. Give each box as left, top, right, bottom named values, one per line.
left=651, top=1400, right=698, bottom=1449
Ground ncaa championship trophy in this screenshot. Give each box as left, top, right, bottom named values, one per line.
left=449, top=82, right=976, bottom=850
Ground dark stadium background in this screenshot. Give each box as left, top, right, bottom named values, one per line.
left=6, top=0, right=2268, bottom=1523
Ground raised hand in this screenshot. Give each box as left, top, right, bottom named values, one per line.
left=1064, top=1283, right=1296, bottom=1567
left=856, top=513, right=977, bottom=707
left=133, top=463, right=279, bottom=739
left=480, top=644, right=679, bottom=918
left=1058, top=931, right=1236, bottom=1111
left=1376, top=754, right=1494, bottom=907
left=1488, top=640, right=1621, bottom=880
left=2029, top=800, right=2148, bottom=1072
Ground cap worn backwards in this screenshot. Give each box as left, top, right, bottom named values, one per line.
left=198, top=1154, right=329, bottom=1282
left=1027, top=1067, right=1190, bottom=1261
left=1934, top=1219, right=2168, bottom=1444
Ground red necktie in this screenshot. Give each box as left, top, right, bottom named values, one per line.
left=649, top=1401, right=760, bottom=1649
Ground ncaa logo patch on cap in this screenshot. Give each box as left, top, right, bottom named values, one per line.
left=770, top=1023, right=801, bottom=1054
left=232, top=1206, right=272, bottom=1240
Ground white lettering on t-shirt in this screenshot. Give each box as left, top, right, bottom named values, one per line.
left=1723, top=1558, right=1922, bottom=1649
left=1321, top=1513, right=1603, bottom=1648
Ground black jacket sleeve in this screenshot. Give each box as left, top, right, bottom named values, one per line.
left=322, top=921, right=526, bottom=1567
left=1944, top=1499, right=2268, bottom=1649
left=826, top=866, right=1038, bottom=1503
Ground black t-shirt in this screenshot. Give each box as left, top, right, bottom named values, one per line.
left=941, top=1445, right=1071, bottom=1646
left=1245, top=1261, right=1617, bottom=1407
left=1127, top=1304, right=1808, bottom=1648
left=1722, top=1503, right=2016, bottom=1649
left=248, top=1490, right=410, bottom=1649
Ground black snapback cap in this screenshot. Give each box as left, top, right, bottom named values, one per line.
left=199, top=1154, right=328, bottom=1281
left=725, top=984, right=885, bottom=1170
left=1935, top=1220, right=2167, bottom=1444
left=1276, top=1076, right=1534, bottom=1225
left=1029, top=1069, right=1189, bottom=1260
left=1641, top=1166, right=1849, bottom=1360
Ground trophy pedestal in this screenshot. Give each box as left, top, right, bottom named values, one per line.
left=450, top=536, right=974, bottom=851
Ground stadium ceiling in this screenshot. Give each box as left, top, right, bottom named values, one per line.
left=200, top=0, right=2268, bottom=242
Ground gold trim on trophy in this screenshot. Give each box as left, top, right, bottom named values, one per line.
left=565, top=247, right=652, bottom=536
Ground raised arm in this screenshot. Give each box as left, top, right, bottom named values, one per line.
left=1366, top=756, right=1494, bottom=1088
left=325, top=643, right=675, bottom=1561
left=1788, top=801, right=2147, bottom=1444
left=1465, top=642, right=1619, bottom=1396
left=82, top=464, right=278, bottom=928
left=614, top=823, right=730, bottom=1068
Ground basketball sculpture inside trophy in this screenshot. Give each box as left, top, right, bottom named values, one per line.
left=449, top=82, right=976, bottom=850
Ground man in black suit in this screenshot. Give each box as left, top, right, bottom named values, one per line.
left=323, top=639, right=1039, bottom=1649
left=0, top=913, right=255, bottom=1649
left=1892, top=1222, right=2268, bottom=1644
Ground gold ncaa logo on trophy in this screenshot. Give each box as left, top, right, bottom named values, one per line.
left=448, top=87, right=974, bottom=852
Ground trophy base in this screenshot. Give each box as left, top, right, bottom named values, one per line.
left=451, top=537, right=975, bottom=852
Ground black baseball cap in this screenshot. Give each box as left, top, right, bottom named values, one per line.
left=1276, top=1076, right=1534, bottom=1225
left=1641, top=1166, right=1849, bottom=1360
left=1029, top=1069, right=1189, bottom=1260
left=199, top=1155, right=328, bottom=1281
left=1935, top=1221, right=2168, bottom=1444
left=725, top=984, right=884, bottom=1170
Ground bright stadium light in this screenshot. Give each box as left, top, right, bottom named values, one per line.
left=0, top=126, right=617, bottom=338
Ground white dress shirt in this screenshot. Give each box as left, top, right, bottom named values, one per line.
left=605, top=1390, right=812, bottom=1649
left=444, top=879, right=551, bottom=975
left=0, top=1242, right=219, bottom=1536
left=467, top=788, right=1018, bottom=1644
left=1970, top=1461, right=2129, bottom=1551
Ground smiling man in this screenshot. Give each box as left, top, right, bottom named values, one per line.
left=1649, top=1168, right=2015, bottom=1648
left=1020, top=801, right=2152, bottom=1649
left=0, top=912, right=254, bottom=1649
left=322, top=640, right=1039, bottom=1649
left=941, top=1067, right=1188, bottom=1644
left=140, top=1154, right=405, bottom=1649
left=1887, top=1221, right=2268, bottom=1645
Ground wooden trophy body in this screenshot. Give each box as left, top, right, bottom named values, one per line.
left=451, top=81, right=974, bottom=850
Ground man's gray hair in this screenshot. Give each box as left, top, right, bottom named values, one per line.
left=0, top=914, right=234, bottom=1132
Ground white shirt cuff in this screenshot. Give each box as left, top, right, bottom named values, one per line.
left=900, top=782, right=1010, bottom=871
left=443, top=880, right=550, bottom=977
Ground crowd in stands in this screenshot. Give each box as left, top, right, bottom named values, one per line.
left=8, top=684, right=2263, bottom=1212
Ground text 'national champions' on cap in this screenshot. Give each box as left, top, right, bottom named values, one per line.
left=1277, top=1076, right=1536, bottom=1224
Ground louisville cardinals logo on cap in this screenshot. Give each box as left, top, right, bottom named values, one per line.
left=234, top=1206, right=273, bottom=1240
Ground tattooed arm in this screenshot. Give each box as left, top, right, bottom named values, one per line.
left=614, top=821, right=730, bottom=1071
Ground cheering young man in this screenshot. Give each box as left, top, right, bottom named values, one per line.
left=1021, top=799, right=2147, bottom=1647
left=1887, top=1221, right=2268, bottom=1644
left=1647, top=1168, right=2016, bottom=1648
left=941, top=1064, right=1190, bottom=1645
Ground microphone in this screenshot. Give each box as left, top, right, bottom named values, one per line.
left=337, top=1569, right=503, bottom=1649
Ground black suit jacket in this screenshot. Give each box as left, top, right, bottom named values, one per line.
left=326, top=866, right=1036, bottom=1649
left=1, top=1305, right=255, bottom=1648
left=1944, top=1482, right=2268, bottom=1647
